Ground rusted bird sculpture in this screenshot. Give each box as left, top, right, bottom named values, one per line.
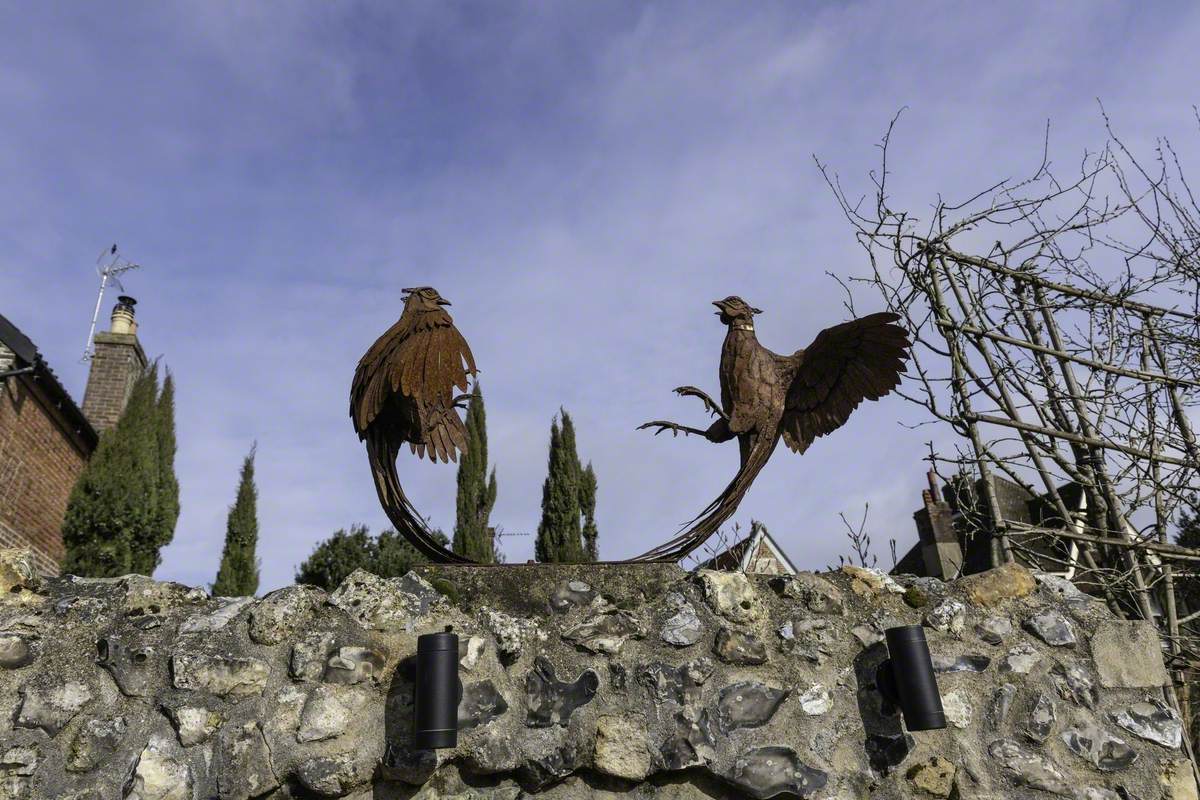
left=350, top=286, right=478, bottom=563
left=634, top=296, right=910, bottom=562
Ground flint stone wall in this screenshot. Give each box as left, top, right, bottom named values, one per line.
left=0, top=547, right=1195, bottom=800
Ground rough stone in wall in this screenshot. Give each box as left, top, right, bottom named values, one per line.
left=0, top=546, right=1195, bottom=799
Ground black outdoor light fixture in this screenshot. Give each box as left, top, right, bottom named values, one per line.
left=875, top=625, right=947, bottom=732
left=413, top=628, right=462, bottom=750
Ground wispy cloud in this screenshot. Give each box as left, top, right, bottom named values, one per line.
left=3, top=1, right=1199, bottom=591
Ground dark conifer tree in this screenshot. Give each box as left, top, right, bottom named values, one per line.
left=580, top=462, right=599, bottom=561
left=152, top=369, right=180, bottom=568
left=211, top=446, right=260, bottom=596
left=453, top=384, right=498, bottom=562
left=62, top=367, right=160, bottom=577
left=536, top=410, right=586, bottom=562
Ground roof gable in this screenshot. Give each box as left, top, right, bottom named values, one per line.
left=0, top=312, right=98, bottom=451
left=696, top=523, right=798, bottom=575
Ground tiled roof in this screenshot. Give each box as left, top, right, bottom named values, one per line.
left=0, top=312, right=97, bottom=450
left=0, top=313, right=37, bottom=363
left=697, top=532, right=756, bottom=571
left=696, top=523, right=798, bottom=574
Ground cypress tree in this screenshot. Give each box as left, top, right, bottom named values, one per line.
left=152, top=370, right=180, bottom=568
left=534, top=416, right=563, bottom=562
left=536, top=410, right=586, bottom=562
left=580, top=462, right=599, bottom=561
left=211, top=446, right=260, bottom=596
left=62, top=367, right=161, bottom=577
left=452, top=384, right=498, bottom=562
left=125, top=363, right=164, bottom=576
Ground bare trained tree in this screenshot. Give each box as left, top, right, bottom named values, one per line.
left=821, top=107, right=1200, bottom=771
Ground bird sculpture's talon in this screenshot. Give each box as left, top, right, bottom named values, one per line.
left=673, top=385, right=728, bottom=420
left=639, top=420, right=708, bottom=438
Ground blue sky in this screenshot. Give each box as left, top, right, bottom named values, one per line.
left=3, top=1, right=1198, bottom=592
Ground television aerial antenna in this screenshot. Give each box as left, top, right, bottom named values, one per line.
left=81, top=244, right=142, bottom=362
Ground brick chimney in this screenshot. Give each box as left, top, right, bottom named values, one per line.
left=912, top=469, right=964, bottom=579
left=82, top=296, right=147, bottom=433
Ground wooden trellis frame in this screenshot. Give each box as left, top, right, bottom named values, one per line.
left=821, top=110, right=1200, bottom=783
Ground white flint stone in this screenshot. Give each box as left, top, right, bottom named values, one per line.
left=461, top=636, right=486, bottom=671
left=594, top=714, right=653, bottom=781
left=171, top=653, right=269, bottom=697
left=941, top=691, right=972, bottom=728
left=483, top=608, right=542, bottom=658
left=851, top=624, right=882, bottom=647
left=0, top=747, right=37, bottom=776
left=924, top=598, right=966, bottom=634
left=799, top=684, right=832, bottom=716
left=297, top=685, right=369, bottom=743
left=248, top=584, right=323, bottom=644
left=328, top=569, right=443, bottom=630
left=130, top=736, right=192, bottom=800
left=178, top=596, right=254, bottom=634
left=840, top=564, right=905, bottom=595
left=16, top=680, right=92, bottom=734
left=697, top=570, right=761, bottom=623
left=165, top=705, right=223, bottom=746
left=1003, top=643, right=1041, bottom=674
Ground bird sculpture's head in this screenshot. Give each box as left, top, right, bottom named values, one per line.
left=713, top=296, right=762, bottom=326
left=402, top=286, right=452, bottom=312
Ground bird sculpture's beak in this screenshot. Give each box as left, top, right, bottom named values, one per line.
left=437, top=298, right=451, bottom=306
left=712, top=300, right=726, bottom=315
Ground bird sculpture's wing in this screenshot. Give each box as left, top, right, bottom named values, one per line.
left=779, top=312, right=909, bottom=455
left=350, top=310, right=477, bottom=463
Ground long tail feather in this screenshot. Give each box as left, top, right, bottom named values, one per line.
left=366, top=431, right=471, bottom=564
left=629, top=428, right=781, bottom=563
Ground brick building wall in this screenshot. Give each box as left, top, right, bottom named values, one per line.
left=0, top=349, right=93, bottom=576
left=81, top=331, right=146, bottom=433
left=746, top=538, right=788, bottom=575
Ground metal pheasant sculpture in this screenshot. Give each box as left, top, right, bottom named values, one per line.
left=350, top=286, right=477, bottom=563
left=632, top=296, right=910, bottom=562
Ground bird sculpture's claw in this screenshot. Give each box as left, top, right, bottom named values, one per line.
left=673, top=386, right=728, bottom=420
left=637, top=420, right=707, bottom=438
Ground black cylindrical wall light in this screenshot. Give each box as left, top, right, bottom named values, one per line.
left=875, top=625, right=946, bottom=731
left=414, top=629, right=461, bottom=749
